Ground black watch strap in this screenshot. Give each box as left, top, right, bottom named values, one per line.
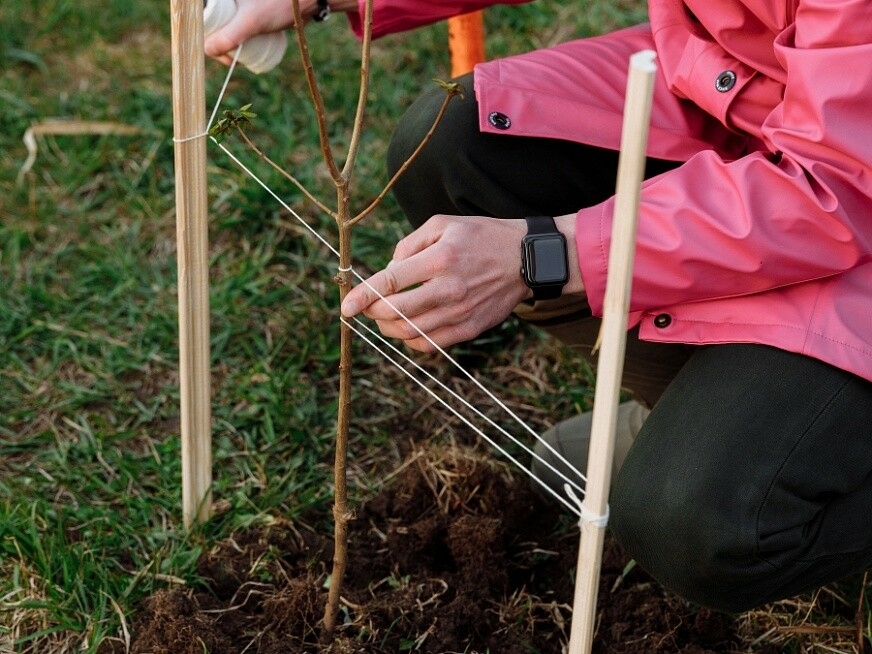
left=524, top=215, right=558, bottom=234
left=313, top=0, right=331, bottom=21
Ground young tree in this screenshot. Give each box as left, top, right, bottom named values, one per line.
left=211, top=0, right=461, bottom=640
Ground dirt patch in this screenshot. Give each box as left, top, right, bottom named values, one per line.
left=121, top=445, right=741, bottom=654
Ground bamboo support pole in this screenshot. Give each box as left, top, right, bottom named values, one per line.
left=170, top=0, right=213, bottom=528
left=448, top=11, right=486, bottom=77
left=568, top=49, right=657, bottom=654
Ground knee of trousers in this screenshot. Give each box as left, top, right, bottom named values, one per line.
left=608, top=470, right=775, bottom=614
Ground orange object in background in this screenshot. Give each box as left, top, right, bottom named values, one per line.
left=448, top=11, right=486, bottom=77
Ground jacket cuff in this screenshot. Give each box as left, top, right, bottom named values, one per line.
left=574, top=200, right=614, bottom=318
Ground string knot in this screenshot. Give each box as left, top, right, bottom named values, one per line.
left=173, top=132, right=209, bottom=144
left=565, top=484, right=610, bottom=529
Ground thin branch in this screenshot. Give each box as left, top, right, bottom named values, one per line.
left=234, top=127, right=337, bottom=219
left=340, top=0, right=375, bottom=181
left=347, top=82, right=463, bottom=227
left=291, top=0, right=341, bottom=182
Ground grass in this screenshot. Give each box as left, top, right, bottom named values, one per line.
left=0, top=1, right=869, bottom=653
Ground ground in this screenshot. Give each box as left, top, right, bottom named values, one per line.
left=85, top=327, right=865, bottom=654
left=116, top=445, right=747, bottom=654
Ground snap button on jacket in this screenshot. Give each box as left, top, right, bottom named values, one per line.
left=488, top=111, right=512, bottom=130
left=715, top=70, right=737, bottom=92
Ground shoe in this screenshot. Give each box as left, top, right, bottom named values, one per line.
left=531, top=400, right=650, bottom=500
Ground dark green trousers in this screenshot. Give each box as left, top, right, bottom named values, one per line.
left=386, top=73, right=872, bottom=612
left=612, top=344, right=872, bottom=612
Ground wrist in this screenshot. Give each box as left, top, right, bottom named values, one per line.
left=329, top=0, right=360, bottom=10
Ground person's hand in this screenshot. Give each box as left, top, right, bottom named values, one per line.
left=204, top=0, right=314, bottom=66
left=341, top=215, right=533, bottom=352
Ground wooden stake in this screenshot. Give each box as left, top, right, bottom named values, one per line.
left=170, top=0, right=212, bottom=528
left=568, top=49, right=657, bottom=654
left=448, top=11, right=486, bottom=77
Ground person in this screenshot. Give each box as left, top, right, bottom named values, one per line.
left=207, top=0, right=872, bottom=615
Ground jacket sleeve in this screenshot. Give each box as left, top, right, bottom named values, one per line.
left=347, top=0, right=533, bottom=40
left=576, top=3, right=872, bottom=317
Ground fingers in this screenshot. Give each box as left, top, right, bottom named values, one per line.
left=204, top=0, right=294, bottom=61
left=339, top=215, right=524, bottom=353
left=391, top=216, right=446, bottom=263
left=204, top=29, right=242, bottom=60
left=341, top=271, right=477, bottom=353
left=340, top=221, right=461, bottom=320
left=373, top=320, right=476, bottom=353
left=341, top=258, right=426, bottom=319
left=204, top=1, right=253, bottom=59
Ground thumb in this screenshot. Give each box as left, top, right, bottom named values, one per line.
left=341, top=262, right=407, bottom=318
left=205, top=27, right=243, bottom=58
left=341, top=283, right=371, bottom=318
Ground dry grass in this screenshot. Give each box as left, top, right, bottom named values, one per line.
left=736, top=577, right=869, bottom=653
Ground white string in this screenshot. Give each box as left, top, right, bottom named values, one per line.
left=565, top=484, right=609, bottom=528
left=207, top=45, right=243, bottom=131
left=345, top=317, right=585, bottom=497
left=173, top=46, right=243, bottom=144
left=343, top=317, right=583, bottom=517
left=210, top=138, right=340, bottom=259
left=199, top=55, right=591, bottom=503
left=173, top=134, right=207, bottom=144
left=347, top=315, right=582, bottom=495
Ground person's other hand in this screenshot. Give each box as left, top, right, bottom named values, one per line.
left=205, top=0, right=314, bottom=66
left=341, top=215, right=532, bottom=352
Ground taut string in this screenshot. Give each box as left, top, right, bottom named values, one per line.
left=344, top=316, right=584, bottom=515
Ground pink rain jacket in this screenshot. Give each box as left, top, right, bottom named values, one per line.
left=349, top=0, right=872, bottom=383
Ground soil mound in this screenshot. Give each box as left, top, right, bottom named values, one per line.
left=125, top=446, right=738, bottom=653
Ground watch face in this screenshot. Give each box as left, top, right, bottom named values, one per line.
left=530, top=236, right=568, bottom=284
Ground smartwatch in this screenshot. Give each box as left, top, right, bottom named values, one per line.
left=520, top=216, right=569, bottom=301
